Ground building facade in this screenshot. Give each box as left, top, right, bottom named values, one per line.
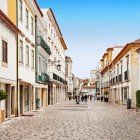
left=99, top=46, right=123, bottom=100
left=42, top=9, right=67, bottom=105
left=109, top=42, right=140, bottom=107
left=0, top=0, right=21, bottom=120
left=99, top=42, right=140, bottom=108
left=35, top=6, right=51, bottom=110
left=65, top=56, right=73, bottom=99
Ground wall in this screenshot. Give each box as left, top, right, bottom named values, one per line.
left=0, top=0, right=7, bottom=15
left=0, top=21, right=17, bottom=82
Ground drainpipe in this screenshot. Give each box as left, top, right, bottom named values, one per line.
left=34, top=15, right=38, bottom=110
left=35, top=15, right=38, bottom=83
left=16, top=0, right=19, bottom=117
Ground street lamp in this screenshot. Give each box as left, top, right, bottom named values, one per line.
left=48, top=59, right=62, bottom=71
left=57, top=63, right=61, bottom=71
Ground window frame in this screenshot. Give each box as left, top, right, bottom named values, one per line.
left=31, top=17, right=34, bottom=35
left=25, top=45, right=29, bottom=66
left=19, top=0, right=23, bottom=21
left=31, top=50, right=34, bottom=69
left=25, top=8, right=29, bottom=29
left=2, top=40, right=8, bottom=64
left=19, top=40, right=23, bottom=63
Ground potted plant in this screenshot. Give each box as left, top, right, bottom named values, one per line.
left=136, top=90, right=140, bottom=111
left=0, top=90, right=8, bottom=122
left=104, top=91, right=109, bottom=102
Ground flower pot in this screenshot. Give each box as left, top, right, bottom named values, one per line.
left=0, top=110, right=5, bottom=123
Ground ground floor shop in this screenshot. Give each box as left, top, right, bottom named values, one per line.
left=35, top=86, right=48, bottom=110
left=0, top=81, right=17, bottom=122
left=110, top=85, right=130, bottom=106
left=48, top=82, right=66, bottom=105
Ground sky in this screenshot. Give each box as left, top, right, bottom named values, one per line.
left=37, top=0, right=140, bottom=79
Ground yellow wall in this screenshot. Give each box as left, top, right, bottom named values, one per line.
left=7, top=0, right=17, bottom=25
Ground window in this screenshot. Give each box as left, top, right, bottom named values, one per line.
left=19, top=40, right=23, bottom=63
left=25, top=46, right=29, bottom=66
left=38, top=57, right=41, bottom=73
left=121, top=60, right=123, bottom=74
left=2, top=40, right=8, bottom=63
left=31, top=50, right=34, bottom=68
left=46, top=63, right=47, bottom=73
left=19, top=0, right=23, bottom=20
left=117, top=64, right=119, bottom=76
left=26, top=9, right=29, bottom=28
left=126, top=55, right=129, bottom=71
left=31, top=17, right=34, bottom=35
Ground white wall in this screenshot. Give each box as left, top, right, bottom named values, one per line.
left=0, top=21, right=17, bottom=82
left=17, top=0, right=36, bottom=84
left=0, top=0, right=7, bottom=15
left=112, top=47, right=123, bottom=60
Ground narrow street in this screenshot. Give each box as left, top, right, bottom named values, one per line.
left=0, top=100, right=140, bottom=140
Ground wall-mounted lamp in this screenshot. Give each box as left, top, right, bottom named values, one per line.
left=48, top=59, right=62, bottom=71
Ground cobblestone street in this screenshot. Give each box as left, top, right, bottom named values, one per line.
left=0, top=100, right=140, bottom=140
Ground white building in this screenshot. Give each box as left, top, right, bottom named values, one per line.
left=34, top=5, right=51, bottom=110
left=0, top=1, right=21, bottom=120
left=99, top=46, right=123, bottom=99
left=42, top=9, right=67, bottom=104
left=109, top=42, right=140, bottom=107
left=65, top=56, right=73, bottom=99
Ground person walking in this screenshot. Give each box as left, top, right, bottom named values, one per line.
left=85, top=95, right=87, bottom=102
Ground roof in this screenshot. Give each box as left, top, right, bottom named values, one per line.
left=109, top=42, right=140, bottom=69
left=0, top=10, right=21, bottom=33
left=33, top=0, right=43, bottom=17
left=46, top=8, right=67, bottom=50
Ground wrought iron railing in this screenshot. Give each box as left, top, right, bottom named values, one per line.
left=37, top=36, right=51, bottom=55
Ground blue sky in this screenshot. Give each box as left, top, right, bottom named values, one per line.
left=37, top=0, right=140, bottom=78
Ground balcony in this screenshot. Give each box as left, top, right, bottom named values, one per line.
left=53, top=73, right=67, bottom=85
left=124, top=70, right=129, bottom=81
left=119, top=74, right=123, bottom=83
left=37, top=73, right=50, bottom=84
left=37, top=36, right=51, bottom=55
left=116, top=76, right=119, bottom=84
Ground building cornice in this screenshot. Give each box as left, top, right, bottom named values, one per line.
left=109, top=42, right=140, bottom=69
left=0, top=10, right=21, bottom=34
left=47, top=8, right=67, bottom=50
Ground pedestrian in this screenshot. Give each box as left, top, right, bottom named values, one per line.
left=85, top=95, right=87, bottom=102
left=101, top=96, right=103, bottom=101
left=90, top=95, right=92, bottom=101
left=81, top=95, right=83, bottom=102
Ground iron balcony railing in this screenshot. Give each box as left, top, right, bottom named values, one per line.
left=53, top=73, right=67, bottom=85
left=116, top=76, right=119, bottom=84
left=37, top=73, right=50, bottom=84
left=119, top=74, right=123, bottom=83
left=37, top=36, right=51, bottom=55
left=113, top=77, right=116, bottom=85
left=124, top=70, right=129, bottom=81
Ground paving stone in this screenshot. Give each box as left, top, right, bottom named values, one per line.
left=0, top=100, right=140, bottom=140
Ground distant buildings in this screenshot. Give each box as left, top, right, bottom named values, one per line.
left=90, top=70, right=97, bottom=79
left=80, top=79, right=96, bottom=95
left=65, top=56, right=73, bottom=99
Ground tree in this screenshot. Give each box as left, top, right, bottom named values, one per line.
left=0, top=90, right=8, bottom=101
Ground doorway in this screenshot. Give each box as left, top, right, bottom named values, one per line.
left=24, top=86, right=30, bottom=112
left=11, top=86, right=15, bottom=115
left=122, top=87, right=129, bottom=104
left=20, top=85, right=23, bottom=114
